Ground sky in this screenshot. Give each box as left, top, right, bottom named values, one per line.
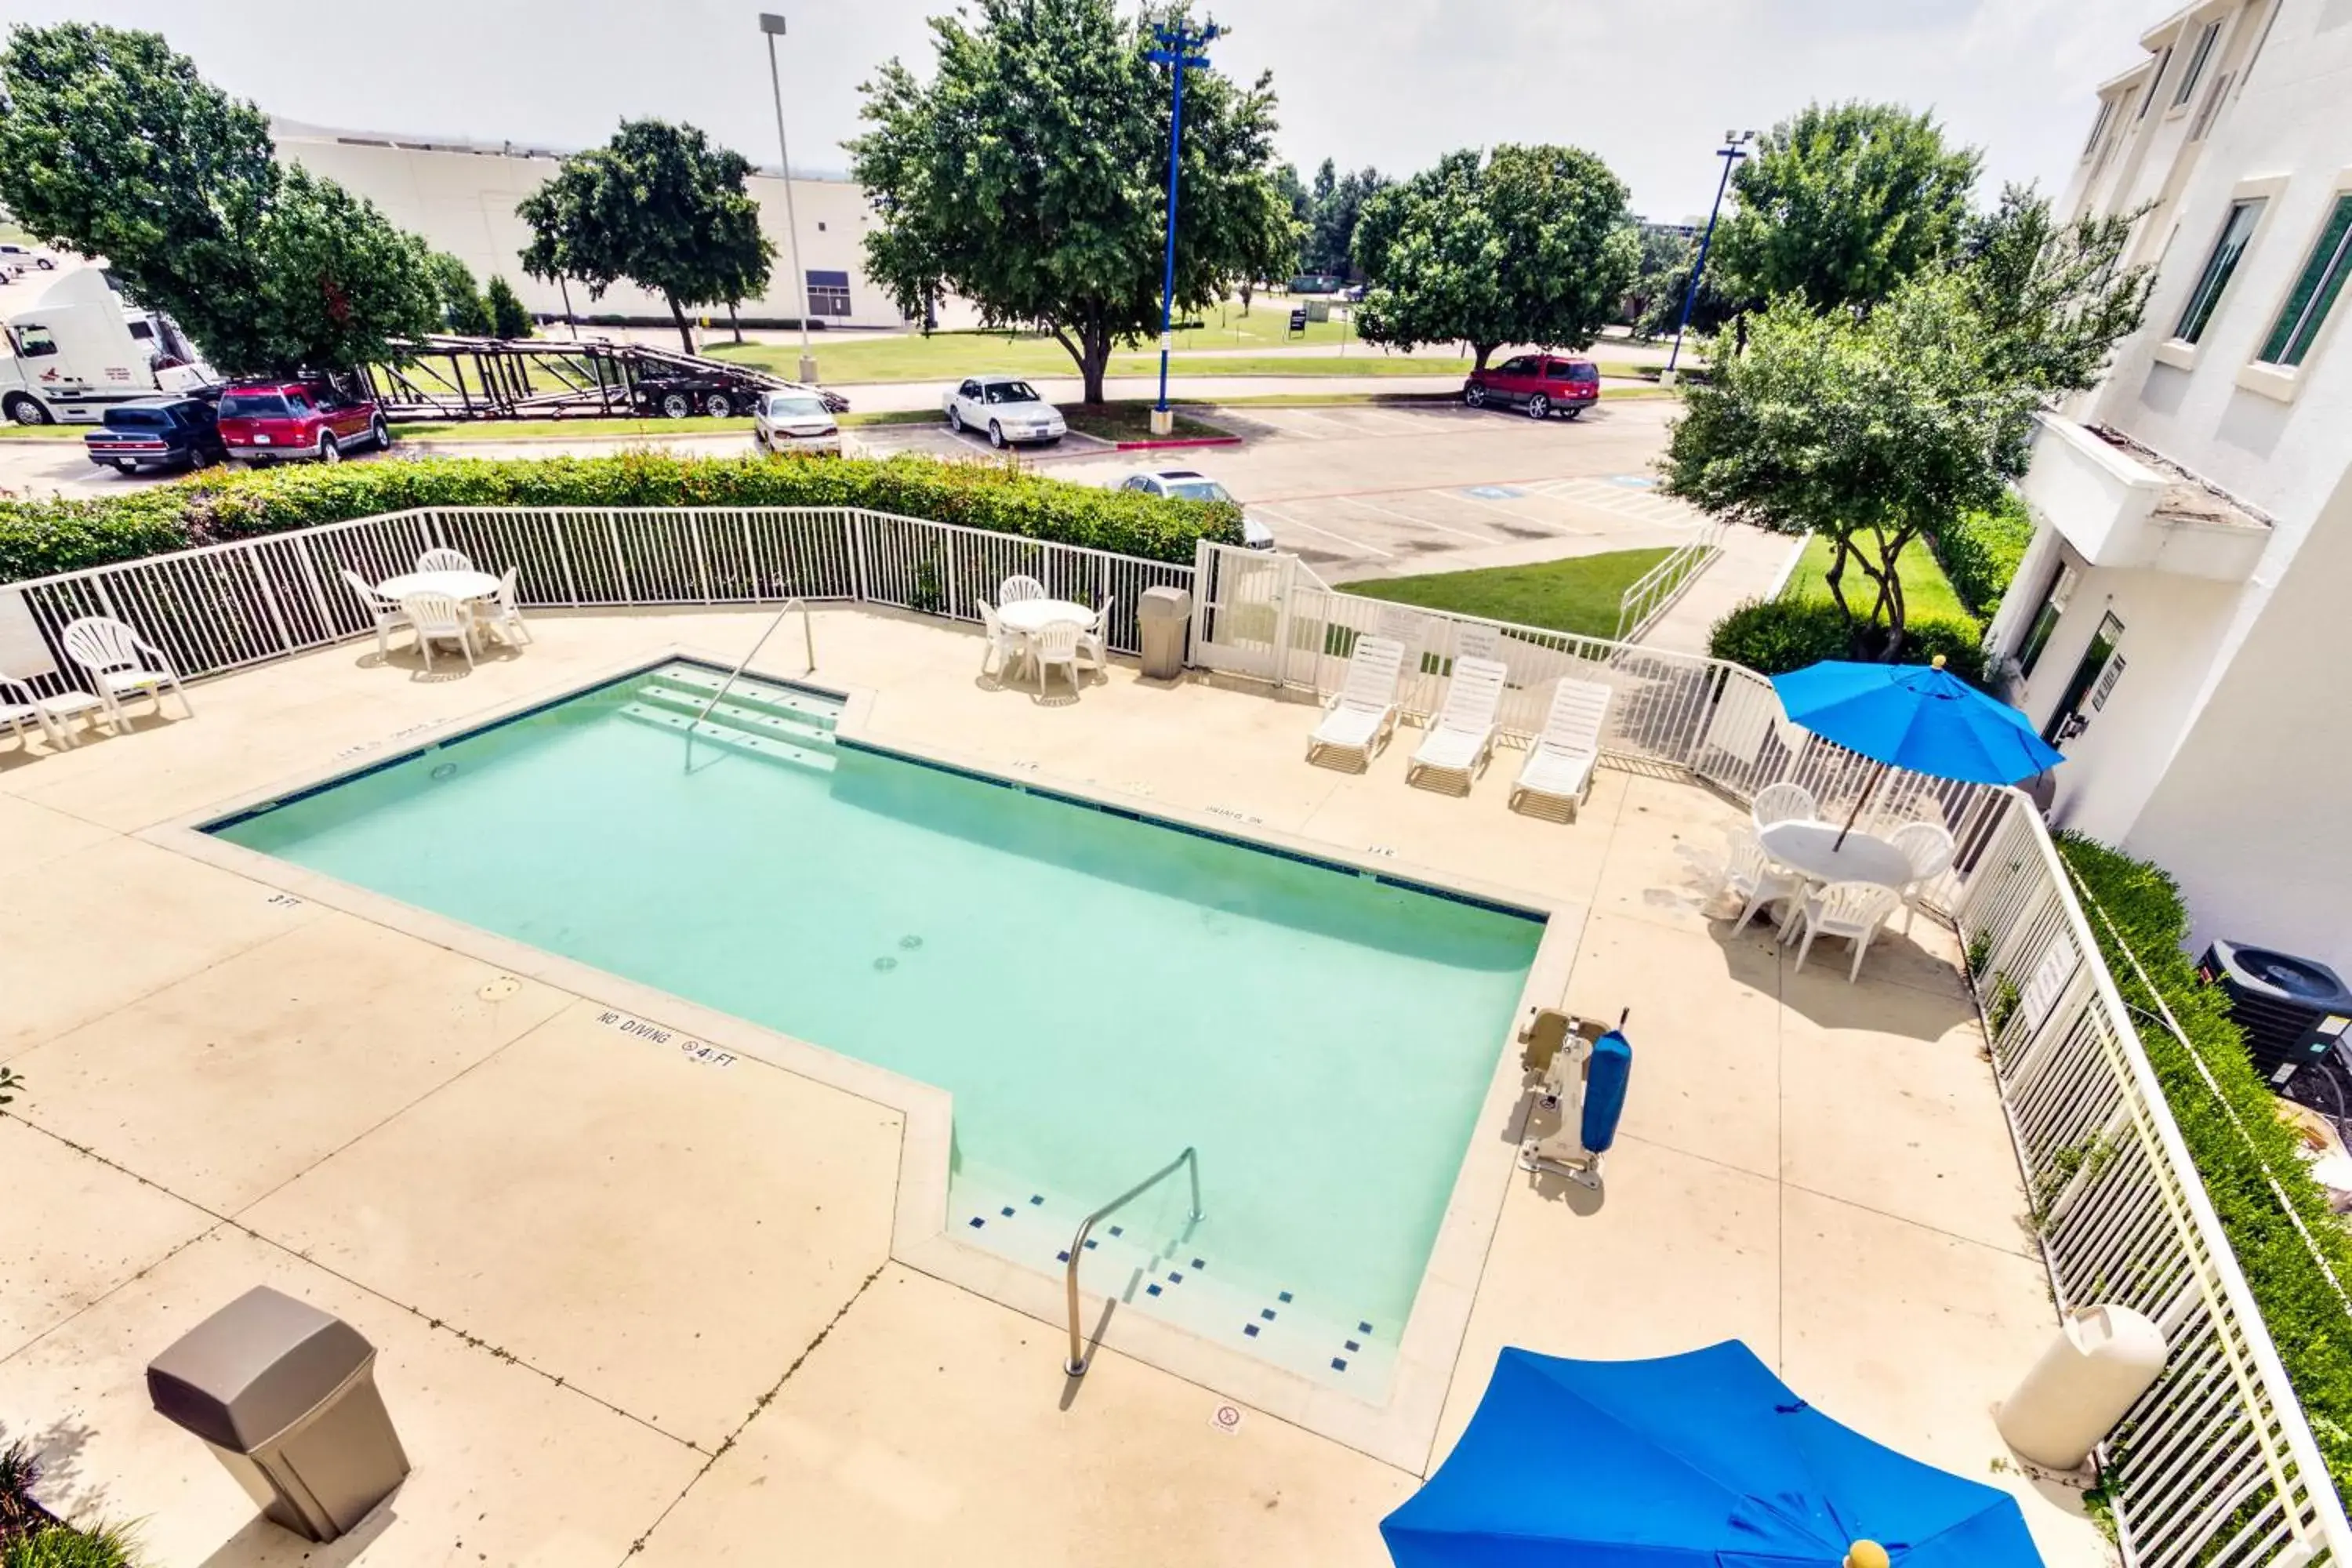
left=2, top=0, right=2169, bottom=220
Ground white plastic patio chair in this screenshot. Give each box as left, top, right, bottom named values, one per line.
left=1076, top=597, right=1116, bottom=670
left=1407, top=655, right=1508, bottom=793
left=1, top=674, right=62, bottom=750
left=1000, top=574, right=1046, bottom=604
left=1782, top=880, right=1904, bottom=982
left=60, top=616, right=192, bottom=727
left=1306, top=635, right=1405, bottom=771
left=416, top=546, right=474, bottom=574
left=1889, top=820, right=1958, bottom=931
left=977, top=600, right=1025, bottom=678
left=481, top=566, right=532, bottom=646
left=1751, top=781, right=1818, bottom=833
left=1722, top=829, right=1804, bottom=936
left=1509, top=678, right=1613, bottom=820
left=1029, top=619, right=1083, bottom=697
left=339, top=568, right=412, bottom=659
left=400, top=593, right=476, bottom=673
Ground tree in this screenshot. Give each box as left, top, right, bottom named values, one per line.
left=429, top=252, right=493, bottom=335
left=1958, top=183, right=2153, bottom=398
left=849, top=0, right=1290, bottom=405
left=1635, top=243, right=1746, bottom=342
left=1623, top=227, right=1692, bottom=333
left=1712, top=101, right=1980, bottom=317
left=485, top=274, right=532, bottom=339
left=0, top=23, right=437, bottom=376
left=517, top=119, right=774, bottom=358
left=1353, top=143, right=1639, bottom=370
left=1301, top=160, right=1385, bottom=279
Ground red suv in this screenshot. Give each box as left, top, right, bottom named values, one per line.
left=216, top=380, right=389, bottom=465
left=1463, top=354, right=1600, bottom=420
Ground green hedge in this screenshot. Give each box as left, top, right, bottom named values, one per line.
left=1930, top=492, right=2035, bottom=621
left=1706, top=597, right=1990, bottom=686
left=2055, top=834, right=2352, bottom=1504
left=0, top=452, right=1243, bottom=584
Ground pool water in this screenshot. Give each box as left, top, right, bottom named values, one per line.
left=214, top=662, right=1543, bottom=1388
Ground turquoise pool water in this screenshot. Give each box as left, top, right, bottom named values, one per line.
left=214, top=662, right=1543, bottom=1383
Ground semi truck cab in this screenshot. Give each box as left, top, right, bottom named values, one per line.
left=0, top=267, right=212, bottom=425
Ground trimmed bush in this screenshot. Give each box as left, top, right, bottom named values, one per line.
left=484, top=275, right=532, bottom=340
left=2055, top=834, right=2352, bottom=1504
left=1706, top=596, right=1989, bottom=686
left=0, top=451, right=1242, bottom=584
left=1931, top=492, right=2034, bottom=620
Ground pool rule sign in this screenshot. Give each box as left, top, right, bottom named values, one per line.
left=1208, top=1403, right=1244, bottom=1436
left=597, top=1009, right=735, bottom=1068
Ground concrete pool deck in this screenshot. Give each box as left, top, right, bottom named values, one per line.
left=0, top=604, right=2107, bottom=1567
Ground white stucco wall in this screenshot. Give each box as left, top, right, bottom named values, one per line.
left=274, top=128, right=914, bottom=331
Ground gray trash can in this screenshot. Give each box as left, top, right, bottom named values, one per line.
left=1137, top=585, right=1192, bottom=681
left=147, top=1287, right=409, bottom=1542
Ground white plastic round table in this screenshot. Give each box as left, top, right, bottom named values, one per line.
left=379, top=569, right=501, bottom=602
left=996, top=598, right=1092, bottom=634
left=1759, top=819, right=1915, bottom=891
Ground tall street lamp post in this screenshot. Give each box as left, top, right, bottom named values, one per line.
left=1146, top=18, right=1221, bottom=436
left=760, top=12, right=818, bottom=385
left=1663, top=129, right=1755, bottom=387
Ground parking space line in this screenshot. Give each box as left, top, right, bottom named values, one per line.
left=1252, top=506, right=1394, bottom=559
left=1330, top=495, right=1494, bottom=543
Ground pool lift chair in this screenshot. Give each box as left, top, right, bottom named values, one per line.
left=1517, top=1007, right=1632, bottom=1191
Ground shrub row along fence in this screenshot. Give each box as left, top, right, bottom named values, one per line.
left=5, top=517, right=2343, bottom=1565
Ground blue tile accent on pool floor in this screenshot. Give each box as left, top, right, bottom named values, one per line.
left=1243, top=1323, right=1261, bottom=1338
left=1146, top=1283, right=1162, bottom=1297
left=1259, top=1308, right=1276, bottom=1321
left=1331, top=1357, right=1348, bottom=1372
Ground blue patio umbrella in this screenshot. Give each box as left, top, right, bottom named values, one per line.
left=1769, top=656, right=2063, bottom=846
left=1381, top=1342, right=2045, bottom=1568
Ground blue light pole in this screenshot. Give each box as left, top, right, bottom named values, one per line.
left=1147, top=18, right=1220, bottom=435
left=1664, top=129, right=1755, bottom=385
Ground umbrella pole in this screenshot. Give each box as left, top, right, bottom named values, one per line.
left=1835, top=763, right=1887, bottom=850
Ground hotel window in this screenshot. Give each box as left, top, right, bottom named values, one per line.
left=2188, top=70, right=2235, bottom=140
left=805, top=270, right=852, bottom=317
left=2138, top=48, right=2172, bottom=118
left=2016, top=561, right=2078, bottom=680
left=2174, top=198, right=2265, bottom=343
left=2082, top=97, right=2115, bottom=158
left=2257, top=194, right=2352, bottom=367
left=2172, top=20, right=2222, bottom=108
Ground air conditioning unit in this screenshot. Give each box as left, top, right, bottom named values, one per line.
left=2197, top=940, right=2352, bottom=1088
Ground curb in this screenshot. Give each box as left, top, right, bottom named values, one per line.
left=1113, top=435, right=1245, bottom=452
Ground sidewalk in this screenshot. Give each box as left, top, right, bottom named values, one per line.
left=1636, top=525, right=1802, bottom=655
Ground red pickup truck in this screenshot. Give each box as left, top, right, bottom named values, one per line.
left=1461, top=354, right=1600, bottom=420
left=216, top=380, right=390, bottom=465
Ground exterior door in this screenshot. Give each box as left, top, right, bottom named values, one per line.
left=2043, top=611, right=2124, bottom=744
left=1490, top=355, right=1537, bottom=405
left=1189, top=541, right=1295, bottom=681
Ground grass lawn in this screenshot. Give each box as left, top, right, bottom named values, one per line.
left=1338, top=549, right=1676, bottom=641
left=395, top=416, right=749, bottom=440
left=1058, top=404, right=1229, bottom=442
left=706, top=332, right=1471, bottom=385
left=1780, top=534, right=1970, bottom=622
left=0, top=423, right=81, bottom=440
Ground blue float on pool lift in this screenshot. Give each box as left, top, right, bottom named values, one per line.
left=1517, top=1007, right=1632, bottom=1190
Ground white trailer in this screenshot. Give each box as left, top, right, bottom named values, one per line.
left=0, top=267, right=212, bottom=425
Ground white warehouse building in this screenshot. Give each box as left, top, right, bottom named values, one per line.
left=1993, top=0, right=2352, bottom=963
left=270, top=118, right=922, bottom=332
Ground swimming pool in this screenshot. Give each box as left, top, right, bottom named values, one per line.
left=212, top=661, right=1544, bottom=1390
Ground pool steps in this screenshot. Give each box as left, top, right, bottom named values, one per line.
left=615, top=668, right=844, bottom=774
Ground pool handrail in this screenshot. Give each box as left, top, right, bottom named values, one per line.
left=1063, top=1145, right=1203, bottom=1377
left=684, top=592, right=814, bottom=772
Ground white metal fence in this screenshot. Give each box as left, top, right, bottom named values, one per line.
left=0, top=506, right=1195, bottom=696
left=6, top=518, right=2345, bottom=1564
left=1613, top=520, right=1725, bottom=643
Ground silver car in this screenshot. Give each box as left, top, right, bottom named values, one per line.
left=944, top=375, right=1065, bottom=448
left=753, top=390, right=841, bottom=456
left=1116, top=467, right=1276, bottom=549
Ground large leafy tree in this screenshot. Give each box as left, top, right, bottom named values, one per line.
left=850, top=0, right=1290, bottom=405
left=517, top=120, right=774, bottom=358
left=1353, top=143, right=1639, bottom=369
left=0, top=22, right=436, bottom=376
left=428, top=251, right=494, bottom=336
left=1712, top=101, right=1980, bottom=316
left=1301, top=158, right=1387, bottom=279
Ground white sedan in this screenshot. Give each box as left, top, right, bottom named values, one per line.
left=1116, top=467, right=1276, bottom=550
left=944, top=375, right=1066, bottom=448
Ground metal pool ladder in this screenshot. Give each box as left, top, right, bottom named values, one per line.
left=683, top=593, right=814, bottom=772
left=1063, top=1145, right=1203, bottom=1377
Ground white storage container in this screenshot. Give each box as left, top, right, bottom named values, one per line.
left=1996, top=1303, right=2167, bottom=1471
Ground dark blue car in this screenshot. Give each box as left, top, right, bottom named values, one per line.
left=84, top=397, right=225, bottom=475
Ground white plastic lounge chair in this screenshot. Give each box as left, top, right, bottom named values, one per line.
left=1751, top=780, right=1818, bottom=833
left=1889, top=820, right=1958, bottom=931
left=60, top=616, right=192, bottom=727
left=1000, top=574, right=1046, bottom=604
left=1782, top=880, right=1904, bottom=982
left=1406, top=655, right=1508, bottom=793
left=1306, top=635, right=1405, bottom=771
left=1509, top=678, right=1613, bottom=819
left=400, top=593, right=475, bottom=673
left=0, top=675, right=62, bottom=750
left=1076, top=597, right=1115, bottom=670
left=416, top=546, right=474, bottom=574
left=1722, top=829, right=1803, bottom=936
left=977, top=599, right=1024, bottom=678
left=1029, top=619, right=1083, bottom=697
left=339, top=568, right=412, bottom=659
left=482, top=565, right=532, bottom=646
